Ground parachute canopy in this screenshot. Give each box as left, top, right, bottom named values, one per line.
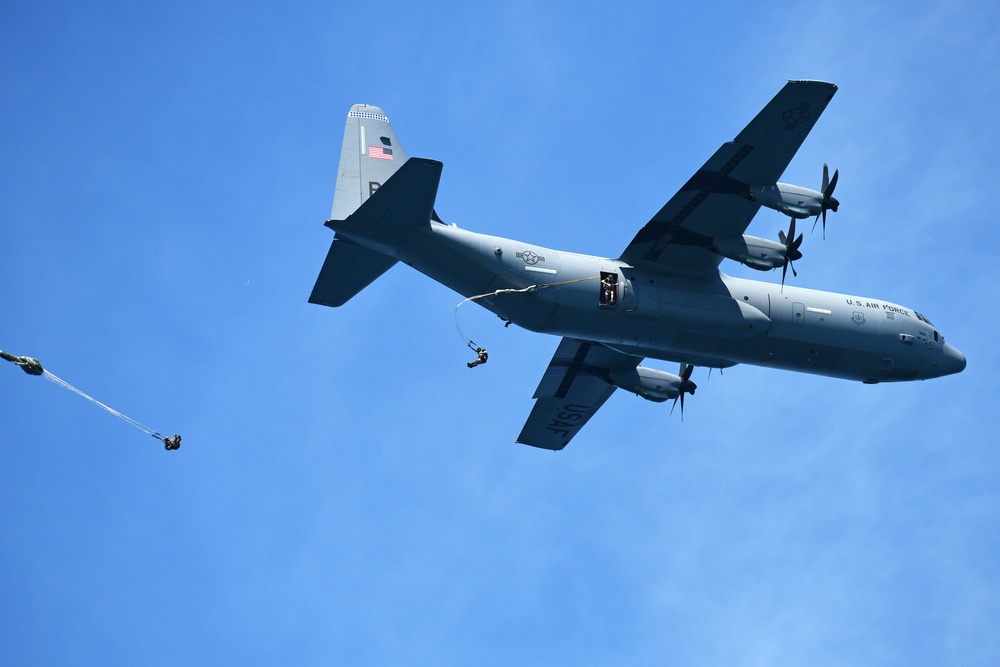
left=1, top=350, right=44, bottom=375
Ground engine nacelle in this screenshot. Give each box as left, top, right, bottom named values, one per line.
left=711, top=234, right=787, bottom=272
left=745, top=183, right=823, bottom=219
left=609, top=366, right=683, bottom=402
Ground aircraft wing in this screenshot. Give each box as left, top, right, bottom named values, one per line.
left=517, top=338, right=643, bottom=450
left=620, top=80, right=838, bottom=274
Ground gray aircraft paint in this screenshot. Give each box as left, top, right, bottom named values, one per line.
left=390, top=224, right=961, bottom=384
left=310, top=83, right=966, bottom=449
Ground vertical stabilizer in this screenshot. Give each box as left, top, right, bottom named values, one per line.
left=331, top=105, right=409, bottom=221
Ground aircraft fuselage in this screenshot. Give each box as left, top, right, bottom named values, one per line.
left=383, top=223, right=965, bottom=384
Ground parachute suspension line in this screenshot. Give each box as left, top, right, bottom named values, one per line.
left=3, top=348, right=180, bottom=449
left=454, top=285, right=538, bottom=350
left=41, top=370, right=166, bottom=442
left=453, top=275, right=602, bottom=350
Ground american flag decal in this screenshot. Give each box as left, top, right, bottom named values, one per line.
left=368, top=146, right=393, bottom=160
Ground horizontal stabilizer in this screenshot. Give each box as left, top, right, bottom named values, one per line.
left=308, top=238, right=397, bottom=307
left=332, top=157, right=442, bottom=231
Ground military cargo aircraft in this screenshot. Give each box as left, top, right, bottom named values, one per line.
left=309, top=81, right=966, bottom=450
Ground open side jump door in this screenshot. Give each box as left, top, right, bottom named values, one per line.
left=599, top=271, right=619, bottom=308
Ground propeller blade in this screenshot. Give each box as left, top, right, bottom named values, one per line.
left=826, top=168, right=839, bottom=197
left=782, top=257, right=798, bottom=286
left=671, top=364, right=696, bottom=420
left=779, top=217, right=802, bottom=290
left=815, top=165, right=839, bottom=240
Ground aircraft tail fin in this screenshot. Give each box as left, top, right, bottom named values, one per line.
left=331, top=104, right=409, bottom=220
left=310, top=106, right=442, bottom=308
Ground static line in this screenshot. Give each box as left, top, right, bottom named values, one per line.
left=453, top=275, right=601, bottom=350
left=41, top=370, right=165, bottom=442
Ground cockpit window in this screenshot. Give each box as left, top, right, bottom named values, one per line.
left=916, top=311, right=934, bottom=326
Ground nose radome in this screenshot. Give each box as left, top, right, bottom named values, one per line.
left=941, top=343, right=967, bottom=376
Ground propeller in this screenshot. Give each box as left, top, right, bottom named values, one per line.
left=777, top=217, right=804, bottom=289
left=812, top=163, right=839, bottom=239
left=670, top=363, right=697, bottom=421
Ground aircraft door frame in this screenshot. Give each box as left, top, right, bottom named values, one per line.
left=619, top=270, right=638, bottom=311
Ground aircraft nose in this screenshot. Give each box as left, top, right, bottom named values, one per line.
left=939, top=343, right=967, bottom=376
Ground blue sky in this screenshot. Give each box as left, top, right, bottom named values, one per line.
left=2, top=1, right=998, bottom=664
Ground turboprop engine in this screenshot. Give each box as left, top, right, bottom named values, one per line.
left=710, top=234, right=789, bottom=272
left=609, top=364, right=697, bottom=416
left=711, top=217, right=804, bottom=287
left=745, top=183, right=825, bottom=219
left=743, top=165, right=839, bottom=236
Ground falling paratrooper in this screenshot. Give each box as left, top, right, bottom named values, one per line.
left=2, top=348, right=182, bottom=451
